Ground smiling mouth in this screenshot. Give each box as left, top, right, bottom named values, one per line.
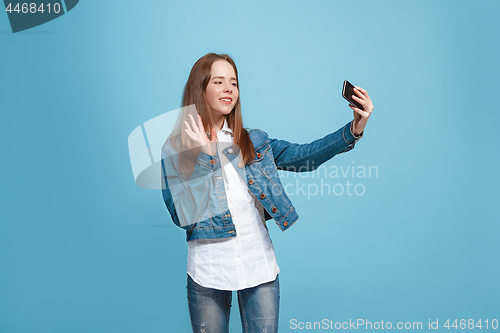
left=220, top=98, right=232, bottom=104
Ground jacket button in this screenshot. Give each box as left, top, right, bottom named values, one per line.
left=227, top=148, right=233, bottom=154
left=248, top=179, right=254, bottom=185
left=238, top=162, right=244, bottom=168
left=256, top=152, right=262, bottom=158
left=210, top=159, right=215, bottom=165
left=272, top=207, right=277, bottom=213
left=260, top=193, right=265, bottom=199
left=283, top=221, right=288, bottom=227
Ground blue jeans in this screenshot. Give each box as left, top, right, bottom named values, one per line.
left=187, top=274, right=280, bottom=333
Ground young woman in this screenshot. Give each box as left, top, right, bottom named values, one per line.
left=161, top=53, right=374, bottom=333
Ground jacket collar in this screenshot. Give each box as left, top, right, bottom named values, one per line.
left=220, top=118, right=233, bottom=135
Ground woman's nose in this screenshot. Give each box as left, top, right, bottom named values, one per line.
left=223, top=84, right=232, bottom=93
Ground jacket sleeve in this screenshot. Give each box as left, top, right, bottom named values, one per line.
left=268, top=120, right=362, bottom=172
left=160, top=145, right=218, bottom=230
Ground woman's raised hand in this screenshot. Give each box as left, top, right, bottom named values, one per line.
left=184, top=114, right=217, bottom=156
left=349, top=86, right=374, bottom=136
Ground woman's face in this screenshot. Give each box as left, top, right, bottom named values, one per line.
left=205, top=60, right=239, bottom=118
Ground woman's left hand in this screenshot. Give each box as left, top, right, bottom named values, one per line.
left=349, top=86, right=374, bottom=136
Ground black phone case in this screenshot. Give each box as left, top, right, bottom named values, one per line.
left=342, top=80, right=364, bottom=111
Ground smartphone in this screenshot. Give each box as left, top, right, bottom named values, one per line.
left=342, top=80, right=364, bottom=111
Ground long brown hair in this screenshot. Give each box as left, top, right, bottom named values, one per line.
left=169, top=53, right=255, bottom=176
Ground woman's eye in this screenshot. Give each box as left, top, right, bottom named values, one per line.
left=231, top=83, right=237, bottom=86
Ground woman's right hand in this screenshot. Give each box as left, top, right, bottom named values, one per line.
left=184, top=114, right=217, bottom=156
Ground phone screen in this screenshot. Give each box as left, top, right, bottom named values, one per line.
left=342, top=80, right=364, bottom=110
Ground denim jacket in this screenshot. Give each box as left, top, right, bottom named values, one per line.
left=161, top=120, right=362, bottom=242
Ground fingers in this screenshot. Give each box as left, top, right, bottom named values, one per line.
left=184, top=128, right=195, bottom=140
left=354, top=85, right=366, bottom=92
left=197, top=114, right=206, bottom=134
left=184, top=127, right=197, bottom=142
left=351, top=94, right=367, bottom=108
left=184, top=119, right=194, bottom=134
left=353, top=88, right=369, bottom=107
left=349, top=104, right=370, bottom=117
left=184, top=119, right=199, bottom=143
left=352, top=92, right=374, bottom=112
left=185, top=114, right=219, bottom=150
left=187, top=114, right=200, bottom=134
left=354, top=86, right=372, bottom=102
left=186, top=113, right=208, bottom=134
left=353, top=88, right=368, bottom=103
left=184, top=115, right=201, bottom=141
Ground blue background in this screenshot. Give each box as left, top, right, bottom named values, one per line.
left=1, top=0, right=499, bottom=332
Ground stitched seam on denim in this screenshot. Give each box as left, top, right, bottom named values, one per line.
left=189, top=155, right=215, bottom=225
left=197, top=155, right=213, bottom=169
left=249, top=129, right=270, bottom=150
left=192, top=224, right=231, bottom=231
left=189, top=177, right=209, bottom=228
left=163, top=146, right=206, bottom=228
left=253, top=149, right=273, bottom=171
left=254, top=153, right=279, bottom=175
left=188, top=232, right=232, bottom=240
left=238, top=291, right=249, bottom=333
left=276, top=214, right=299, bottom=231
left=266, top=148, right=278, bottom=170
left=274, top=210, right=297, bottom=231
left=342, top=123, right=350, bottom=144
left=255, top=139, right=270, bottom=151
left=214, top=169, right=228, bottom=226
left=163, top=142, right=183, bottom=174
left=163, top=143, right=213, bottom=184
left=193, top=224, right=233, bottom=230
left=192, top=211, right=232, bottom=230
left=226, top=293, right=231, bottom=330
left=249, top=145, right=270, bottom=165
left=276, top=129, right=347, bottom=166
left=286, top=215, right=299, bottom=228
left=278, top=209, right=297, bottom=222
left=256, top=144, right=270, bottom=153
left=253, top=164, right=293, bottom=211
left=198, top=161, right=211, bottom=169
left=248, top=173, right=293, bottom=213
